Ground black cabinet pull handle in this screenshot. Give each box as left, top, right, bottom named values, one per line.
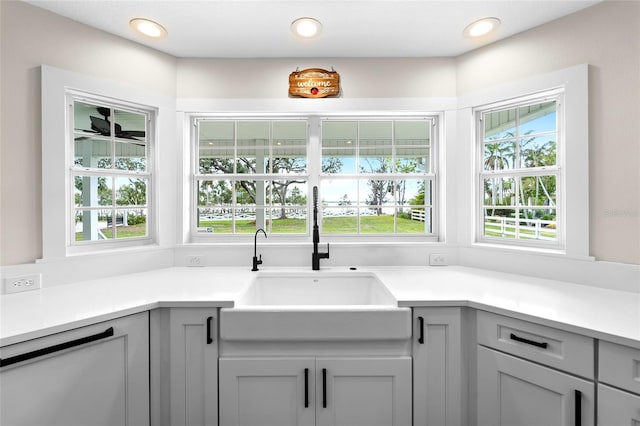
left=574, top=390, right=582, bottom=426
left=322, top=368, right=327, bottom=408
left=510, top=333, right=548, bottom=349
left=0, top=327, right=114, bottom=368
left=304, top=368, right=309, bottom=408
left=418, top=316, right=425, bottom=344
left=206, top=316, right=214, bottom=344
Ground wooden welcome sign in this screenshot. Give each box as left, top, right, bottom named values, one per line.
left=288, top=68, right=340, bottom=98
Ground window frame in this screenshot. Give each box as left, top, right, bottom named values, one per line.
left=65, top=90, right=156, bottom=254
left=65, top=89, right=155, bottom=248
left=190, top=115, right=310, bottom=240
left=475, top=90, right=564, bottom=250
left=318, top=116, right=438, bottom=240
left=188, top=113, right=440, bottom=243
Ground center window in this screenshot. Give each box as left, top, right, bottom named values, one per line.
left=192, top=115, right=437, bottom=239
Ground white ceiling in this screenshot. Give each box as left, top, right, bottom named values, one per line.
left=23, top=0, right=600, bottom=58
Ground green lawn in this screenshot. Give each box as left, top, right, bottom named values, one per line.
left=76, top=216, right=427, bottom=240
left=75, top=224, right=148, bottom=241
left=200, top=215, right=426, bottom=234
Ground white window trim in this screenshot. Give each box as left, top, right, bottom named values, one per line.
left=186, top=111, right=443, bottom=243
left=41, top=65, right=175, bottom=260
left=474, top=90, right=564, bottom=250
left=457, top=64, right=590, bottom=259
left=67, top=90, right=155, bottom=251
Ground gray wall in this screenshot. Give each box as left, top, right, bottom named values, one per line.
left=456, top=0, right=640, bottom=264
left=1, top=0, right=638, bottom=265
left=0, top=1, right=177, bottom=265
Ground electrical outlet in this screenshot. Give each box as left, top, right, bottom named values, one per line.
left=429, top=253, right=448, bottom=266
left=186, top=255, right=204, bottom=267
left=4, top=274, right=42, bottom=294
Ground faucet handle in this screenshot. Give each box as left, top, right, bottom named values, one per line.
left=251, top=254, right=263, bottom=271
left=321, top=242, right=330, bottom=259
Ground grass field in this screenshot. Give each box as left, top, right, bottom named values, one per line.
left=75, top=224, right=147, bottom=241
left=199, top=215, right=426, bottom=234
left=75, top=215, right=427, bottom=240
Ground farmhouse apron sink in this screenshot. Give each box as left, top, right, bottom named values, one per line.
left=220, top=271, right=411, bottom=341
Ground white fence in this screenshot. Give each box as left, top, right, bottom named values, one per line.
left=411, top=210, right=426, bottom=222
left=484, top=215, right=557, bottom=241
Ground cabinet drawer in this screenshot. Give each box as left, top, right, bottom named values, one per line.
left=477, top=310, right=594, bottom=378
left=599, top=340, right=640, bottom=394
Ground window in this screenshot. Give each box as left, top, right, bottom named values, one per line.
left=70, top=94, right=153, bottom=246
left=191, top=115, right=437, bottom=239
left=476, top=91, right=562, bottom=247
left=194, top=118, right=308, bottom=235
left=320, top=119, right=435, bottom=236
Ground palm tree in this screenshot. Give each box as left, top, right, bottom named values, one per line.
left=484, top=141, right=515, bottom=214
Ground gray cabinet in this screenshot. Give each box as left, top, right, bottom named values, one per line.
left=219, top=356, right=411, bottom=426
left=477, top=346, right=594, bottom=426
left=0, top=312, right=149, bottom=426
left=412, top=307, right=463, bottom=426
left=159, top=308, right=218, bottom=426
left=598, top=341, right=640, bottom=426
left=219, top=357, right=315, bottom=426
left=476, top=311, right=595, bottom=426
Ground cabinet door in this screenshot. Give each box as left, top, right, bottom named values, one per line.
left=169, top=309, right=218, bottom=426
left=0, top=312, right=149, bottom=426
left=477, top=346, right=594, bottom=426
left=598, top=384, right=640, bottom=426
left=219, top=357, right=315, bottom=426
left=413, top=307, right=462, bottom=426
left=316, top=357, right=412, bottom=426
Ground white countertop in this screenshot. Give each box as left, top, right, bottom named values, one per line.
left=1, top=265, right=639, bottom=348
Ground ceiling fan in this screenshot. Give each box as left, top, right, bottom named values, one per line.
left=89, top=107, right=145, bottom=140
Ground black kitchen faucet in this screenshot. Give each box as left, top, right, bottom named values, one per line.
left=252, top=228, right=267, bottom=271
left=312, top=186, right=330, bottom=270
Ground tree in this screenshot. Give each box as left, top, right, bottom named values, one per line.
left=361, top=157, right=392, bottom=215
left=338, top=194, right=352, bottom=206
left=394, top=159, right=419, bottom=212
left=484, top=141, right=515, bottom=214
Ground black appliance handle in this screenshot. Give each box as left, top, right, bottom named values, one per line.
left=0, top=327, right=114, bottom=368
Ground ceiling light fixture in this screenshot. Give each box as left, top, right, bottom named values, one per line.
left=291, top=17, right=322, bottom=38
left=463, top=17, right=500, bottom=38
left=129, top=18, right=167, bottom=38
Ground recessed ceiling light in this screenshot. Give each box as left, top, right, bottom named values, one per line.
left=291, top=17, right=322, bottom=38
left=130, top=18, right=167, bottom=38
left=463, top=17, right=500, bottom=38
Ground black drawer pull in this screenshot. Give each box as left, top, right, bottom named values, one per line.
left=304, top=368, right=309, bottom=408
left=0, top=327, right=114, bottom=368
left=418, top=316, right=424, bottom=344
left=574, top=389, right=582, bottom=426
left=322, top=368, right=327, bottom=408
left=510, top=333, right=549, bottom=349
left=206, top=316, right=214, bottom=344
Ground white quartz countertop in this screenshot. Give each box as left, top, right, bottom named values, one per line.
left=1, top=266, right=639, bottom=348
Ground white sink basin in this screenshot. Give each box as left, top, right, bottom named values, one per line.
left=236, top=271, right=397, bottom=306
left=220, top=271, right=411, bottom=341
